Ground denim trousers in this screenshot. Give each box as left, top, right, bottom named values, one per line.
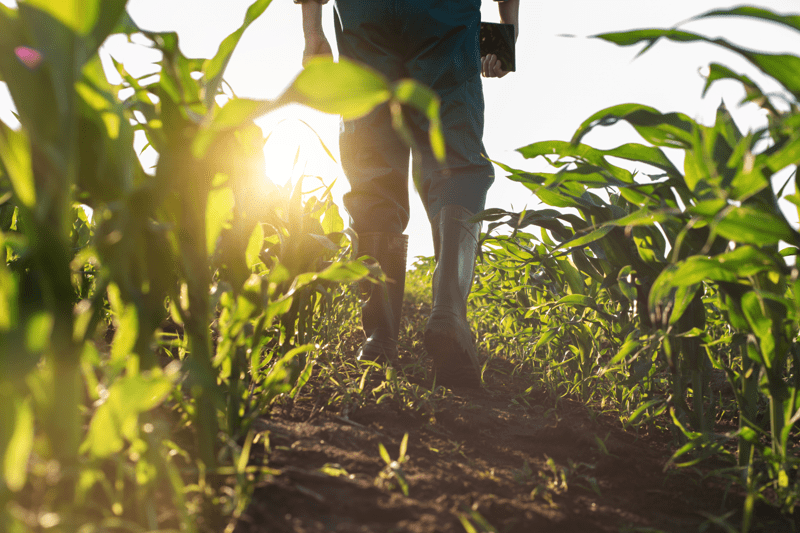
left=334, top=0, right=494, bottom=234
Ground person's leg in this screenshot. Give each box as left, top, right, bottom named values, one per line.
left=335, top=1, right=410, bottom=362
left=335, top=0, right=409, bottom=235
left=400, top=0, right=494, bottom=387
left=412, top=75, right=494, bottom=222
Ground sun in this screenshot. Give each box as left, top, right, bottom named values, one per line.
left=257, top=106, right=341, bottom=189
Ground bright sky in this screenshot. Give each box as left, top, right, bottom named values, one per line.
left=1, top=0, right=799, bottom=263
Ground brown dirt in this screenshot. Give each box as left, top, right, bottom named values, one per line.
left=233, top=302, right=798, bottom=533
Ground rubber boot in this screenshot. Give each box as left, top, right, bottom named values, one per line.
left=357, top=233, right=408, bottom=363
left=424, top=205, right=481, bottom=388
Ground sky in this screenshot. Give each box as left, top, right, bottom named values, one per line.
left=1, top=0, right=799, bottom=263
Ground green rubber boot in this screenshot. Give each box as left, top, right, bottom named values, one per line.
left=356, top=233, right=408, bottom=363
left=424, top=205, right=481, bottom=388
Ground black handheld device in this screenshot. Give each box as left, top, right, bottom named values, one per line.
left=479, top=22, right=516, bottom=72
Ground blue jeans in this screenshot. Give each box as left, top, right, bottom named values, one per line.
left=334, top=0, right=494, bottom=234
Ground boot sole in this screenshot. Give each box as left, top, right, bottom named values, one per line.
left=424, top=317, right=481, bottom=389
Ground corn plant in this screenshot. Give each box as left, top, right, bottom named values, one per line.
left=375, top=433, right=411, bottom=497
left=478, top=6, right=800, bottom=523
left=0, top=0, right=446, bottom=530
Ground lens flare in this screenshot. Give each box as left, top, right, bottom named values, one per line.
left=14, top=46, right=43, bottom=69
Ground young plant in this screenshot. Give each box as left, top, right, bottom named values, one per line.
left=477, top=5, right=800, bottom=525
left=375, top=432, right=411, bottom=497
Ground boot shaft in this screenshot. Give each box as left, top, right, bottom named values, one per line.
left=357, top=232, right=408, bottom=341
left=431, top=206, right=480, bottom=319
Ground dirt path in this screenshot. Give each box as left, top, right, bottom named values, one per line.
left=233, top=304, right=797, bottom=533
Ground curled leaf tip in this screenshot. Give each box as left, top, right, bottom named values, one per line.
left=14, top=46, right=43, bottom=70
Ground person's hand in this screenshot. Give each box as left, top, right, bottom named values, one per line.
left=481, top=54, right=510, bottom=78
left=303, top=33, right=332, bottom=66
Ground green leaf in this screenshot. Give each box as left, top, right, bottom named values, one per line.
left=206, top=186, right=235, bottom=256
left=245, top=223, right=265, bottom=270
left=693, top=6, right=800, bottom=34
left=571, top=103, right=695, bottom=149
left=617, top=266, right=637, bottom=302
left=766, top=134, right=800, bottom=174
left=392, top=79, right=444, bottom=161
left=399, top=432, right=409, bottom=459
left=25, top=312, right=53, bottom=353
left=292, top=57, right=391, bottom=120
left=518, top=140, right=682, bottom=182
left=632, top=226, right=666, bottom=264
left=702, top=63, right=761, bottom=99
left=0, top=10, right=63, bottom=146
left=317, top=261, right=369, bottom=283
left=459, top=515, right=479, bottom=533
left=82, top=403, right=124, bottom=457
left=739, top=426, right=759, bottom=444
left=741, top=292, right=771, bottom=339
left=552, top=294, right=598, bottom=311
left=557, top=257, right=584, bottom=295
left=556, top=225, right=614, bottom=251
left=688, top=199, right=727, bottom=217
left=603, top=143, right=683, bottom=178
left=378, top=442, right=391, bottom=465
left=611, top=332, right=641, bottom=365
left=521, top=184, right=580, bottom=209
left=715, top=207, right=794, bottom=246
left=237, top=430, right=255, bottom=474
left=4, top=397, right=33, bottom=492
left=321, top=204, right=344, bottom=234
left=82, top=372, right=174, bottom=458
left=668, top=285, right=699, bottom=326
left=0, top=121, right=35, bottom=207
left=110, top=297, right=138, bottom=366
left=289, top=357, right=315, bottom=400
left=534, top=327, right=559, bottom=349
left=87, top=0, right=128, bottom=56
left=671, top=258, right=738, bottom=286
left=111, top=9, right=139, bottom=36
left=0, top=264, right=18, bottom=331
left=594, top=28, right=800, bottom=100
left=106, top=283, right=138, bottom=367
left=607, top=208, right=673, bottom=227
left=203, top=0, right=274, bottom=108
left=193, top=98, right=278, bottom=158
left=25, top=0, right=99, bottom=35
left=625, top=398, right=664, bottom=428
left=730, top=166, right=770, bottom=201
left=594, top=28, right=705, bottom=48
left=669, top=246, right=777, bottom=287
left=715, top=245, right=779, bottom=275
left=741, top=292, right=776, bottom=367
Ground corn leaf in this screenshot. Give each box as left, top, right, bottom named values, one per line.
left=393, top=79, right=444, bottom=162
left=594, top=28, right=800, bottom=100
left=81, top=373, right=174, bottom=458
left=693, top=7, right=800, bottom=34
left=572, top=103, right=695, bottom=148
left=291, top=57, right=391, bottom=120
left=203, top=0, right=274, bottom=108
left=741, top=292, right=776, bottom=368
left=24, top=0, right=99, bottom=35
left=0, top=120, right=35, bottom=207
left=206, top=186, right=235, bottom=256
left=3, top=397, right=33, bottom=492
left=714, top=207, right=795, bottom=246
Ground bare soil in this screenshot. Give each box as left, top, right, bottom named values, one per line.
left=233, top=302, right=798, bottom=533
